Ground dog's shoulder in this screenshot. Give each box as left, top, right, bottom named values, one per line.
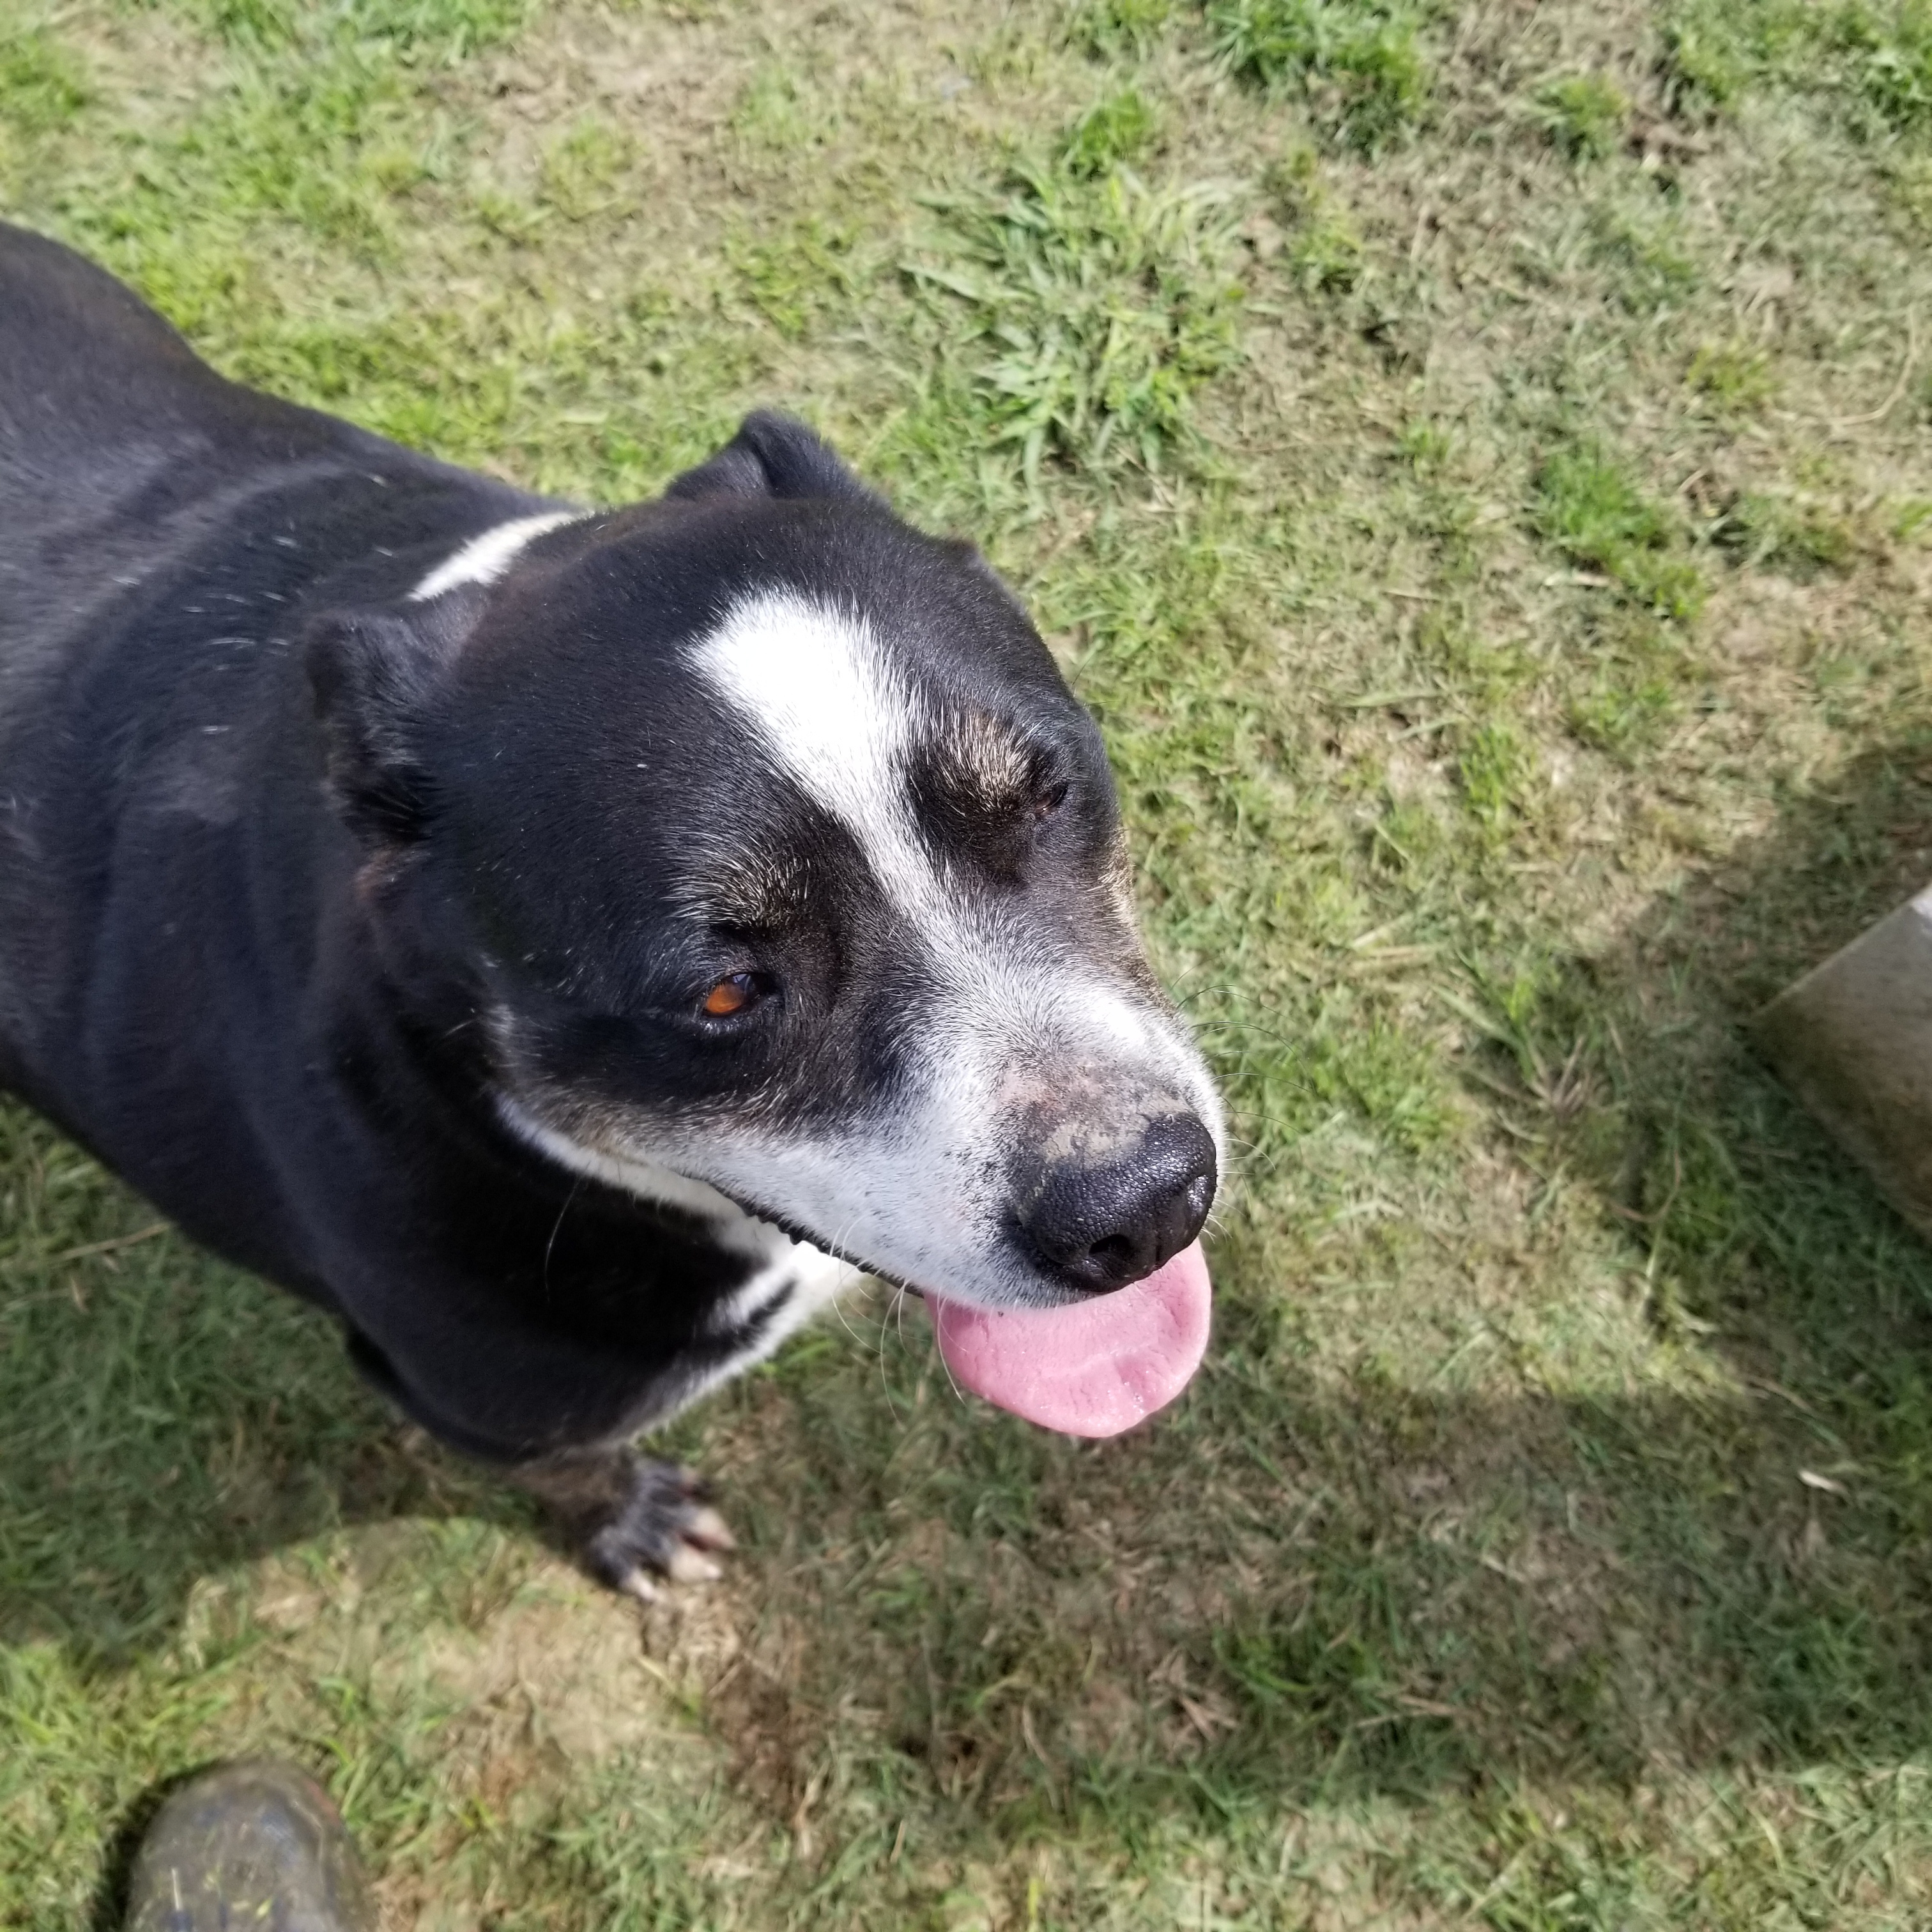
left=0, top=222, right=358, bottom=491
left=0, top=224, right=532, bottom=624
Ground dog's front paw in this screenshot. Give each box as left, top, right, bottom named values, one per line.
left=510, top=1448, right=736, bottom=1600
left=584, top=1457, right=737, bottom=1602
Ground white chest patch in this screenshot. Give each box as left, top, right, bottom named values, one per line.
left=410, top=509, right=583, bottom=602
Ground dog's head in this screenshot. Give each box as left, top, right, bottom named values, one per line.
left=309, top=415, right=1222, bottom=1421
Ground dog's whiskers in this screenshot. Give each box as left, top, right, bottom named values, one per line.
left=876, top=1283, right=908, bottom=1427
left=540, top=1176, right=583, bottom=1301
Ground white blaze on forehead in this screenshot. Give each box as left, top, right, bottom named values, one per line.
left=410, top=509, right=583, bottom=602
left=686, top=585, right=1221, bottom=1128
left=691, top=586, right=939, bottom=919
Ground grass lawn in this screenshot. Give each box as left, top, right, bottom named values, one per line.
left=7, top=0, right=1932, bottom=1923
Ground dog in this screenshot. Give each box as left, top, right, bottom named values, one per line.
left=0, top=223, right=1223, bottom=1594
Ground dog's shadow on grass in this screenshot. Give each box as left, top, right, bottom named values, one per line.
left=8, top=730, right=1932, bottom=1821
left=0, top=1137, right=536, bottom=1661
left=1142, top=725, right=1932, bottom=1807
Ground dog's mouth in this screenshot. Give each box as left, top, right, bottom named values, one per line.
left=676, top=1172, right=1215, bottom=1439
left=923, top=1241, right=1211, bottom=1438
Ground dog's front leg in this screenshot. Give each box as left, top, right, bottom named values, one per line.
left=506, top=1446, right=737, bottom=1600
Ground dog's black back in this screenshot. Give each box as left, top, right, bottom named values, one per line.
left=0, top=227, right=775, bottom=1459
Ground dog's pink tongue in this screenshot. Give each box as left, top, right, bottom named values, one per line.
left=928, top=1241, right=1211, bottom=1438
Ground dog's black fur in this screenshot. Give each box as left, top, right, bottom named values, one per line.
left=0, top=225, right=1218, bottom=1589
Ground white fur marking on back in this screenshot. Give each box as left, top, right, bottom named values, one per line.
left=410, top=510, right=581, bottom=602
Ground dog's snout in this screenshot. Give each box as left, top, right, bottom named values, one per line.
left=1020, top=1115, right=1216, bottom=1294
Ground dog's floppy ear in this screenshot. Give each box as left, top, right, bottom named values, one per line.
left=305, top=600, right=473, bottom=847
left=666, top=410, right=880, bottom=505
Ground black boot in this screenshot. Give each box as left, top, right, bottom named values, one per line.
left=123, top=1761, right=376, bottom=1932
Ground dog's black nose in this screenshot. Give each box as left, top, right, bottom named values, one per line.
left=1020, top=1116, right=1217, bottom=1294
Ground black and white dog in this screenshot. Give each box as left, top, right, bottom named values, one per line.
left=0, top=224, right=1222, bottom=1593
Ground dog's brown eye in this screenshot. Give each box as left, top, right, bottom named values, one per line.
left=703, top=973, right=762, bottom=1017
left=1035, top=780, right=1070, bottom=820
